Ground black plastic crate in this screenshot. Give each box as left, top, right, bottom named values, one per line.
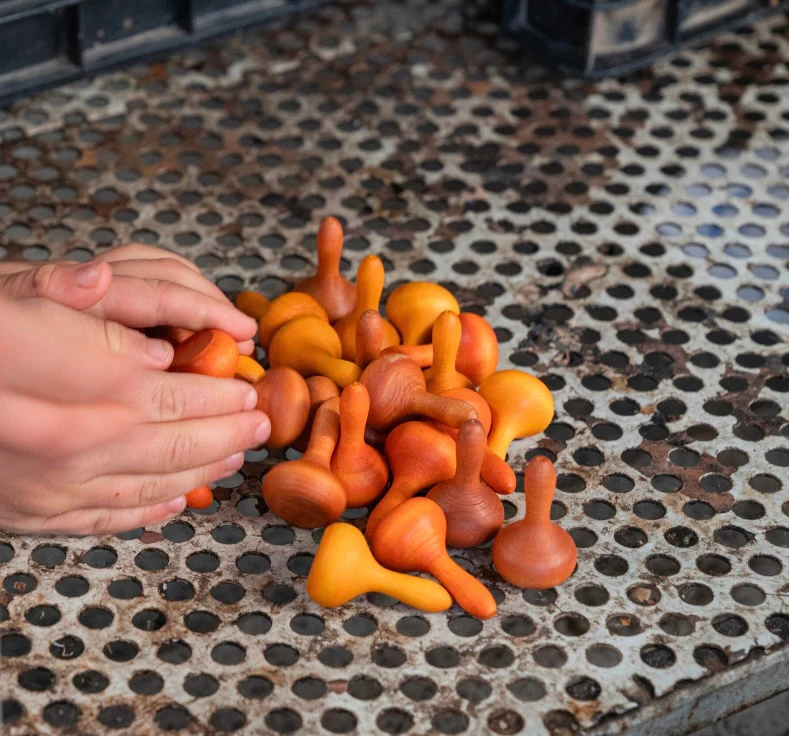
left=500, top=0, right=789, bottom=77
left=0, top=0, right=326, bottom=107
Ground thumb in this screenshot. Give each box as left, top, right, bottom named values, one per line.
left=0, top=261, right=112, bottom=310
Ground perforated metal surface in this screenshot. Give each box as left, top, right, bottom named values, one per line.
left=1, top=1, right=789, bottom=734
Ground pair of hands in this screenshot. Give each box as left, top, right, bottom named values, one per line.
left=0, top=245, right=270, bottom=535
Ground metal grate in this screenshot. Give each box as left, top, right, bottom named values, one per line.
left=1, top=1, right=789, bottom=734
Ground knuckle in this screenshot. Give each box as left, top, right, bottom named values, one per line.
left=31, top=264, right=58, bottom=297
left=165, top=429, right=197, bottom=469
left=137, top=475, right=165, bottom=507
left=102, top=320, right=130, bottom=355
left=152, top=379, right=185, bottom=420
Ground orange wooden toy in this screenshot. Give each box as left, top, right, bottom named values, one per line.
left=371, top=497, right=497, bottom=619
left=292, top=376, right=340, bottom=453
left=185, top=485, right=214, bottom=510
left=432, top=388, right=515, bottom=495
left=307, top=523, right=452, bottom=612
left=333, top=254, right=400, bottom=360
left=255, top=292, right=328, bottom=350
left=169, top=328, right=239, bottom=378
left=428, top=420, right=504, bottom=547
left=294, top=216, right=356, bottom=321
left=234, top=355, right=265, bottom=384
left=492, top=456, right=576, bottom=589
left=355, top=309, right=384, bottom=370
left=423, top=311, right=472, bottom=394
left=254, top=367, right=311, bottom=449
left=235, top=291, right=270, bottom=321
left=360, top=353, right=477, bottom=431
left=365, top=420, right=456, bottom=540
left=479, top=370, right=555, bottom=459
left=331, top=383, right=389, bottom=508
left=385, top=282, right=459, bottom=345
left=382, top=312, right=499, bottom=386
left=268, top=315, right=361, bottom=387
left=261, top=397, right=345, bottom=528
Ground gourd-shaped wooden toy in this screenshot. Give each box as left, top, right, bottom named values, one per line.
left=294, top=216, right=356, bottom=321
left=364, top=420, right=456, bottom=540
left=292, top=376, right=340, bottom=453
left=479, top=370, right=555, bottom=459
left=235, top=291, right=270, bottom=321
left=307, top=523, right=452, bottom=612
left=492, top=456, right=576, bottom=589
left=254, top=367, right=311, bottom=449
left=331, top=383, right=389, bottom=508
left=254, top=292, right=328, bottom=350
left=185, top=485, right=214, bottom=510
left=382, top=312, right=499, bottom=386
left=371, top=497, right=497, bottom=619
left=360, top=353, right=477, bottom=431
left=355, top=309, right=384, bottom=370
left=423, top=311, right=473, bottom=394
left=333, top=255, right=400, bottom=360
left=169, top=328, right=239, bottom=377
left=432, top=388, right=515, bottom=496
left=385, top=282, right=459, bottom=345
left=234, top=356, right=265, bottom=384
left=428, top=420, right=504, bottom=547
left=261, top=397, right=345, bottom=528
left=268, top=315, right=361, bottom=388
left=151, top=325, right=195, bottom=346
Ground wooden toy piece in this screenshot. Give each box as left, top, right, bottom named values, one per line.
left=382, top=313, right=499, bottom=386
left=355, top=309, right=384, bottom=370
left=385, top=282, right=460, bottom=345
left=262, top=397, right=345, bottom=528
left=456, top=313, right=499, bottom=386
left=254, top=367, right=311, bottom=449
left=360, top=353, right=477, bottom=431
left=257, top=292, right=328, bottom=350
left=307, top=523, right=452, bottom=612
left=333, top=255, right=400, bottom=360
left=294, top=216, right=356, bottom=321
left=268, top=315, right=361, bottom=388
left=149, top=326, right=195, bottom=346
left=423, top=311, right=473, bottom=394
left=235, top=291, right=270, bottom=321
left=365, top=421, right=456, bottom=540
left=479, top=370, right=555, bottom=459
left=292, top=376, right=340, bottom=452
left=331, top=383, right=389, bottom=508
left=169, top=329, right=239, bottom=378
left=492, top=456, right=576, bottom=589
left=434, top=388, right=515, bottom=496
left=234, top=355, right=265, bottom=384
left=185, top=486, right=214, bottom=510
left=371, top=497, right=497, bottom=619
left=427, top=420, right=504, bottom=548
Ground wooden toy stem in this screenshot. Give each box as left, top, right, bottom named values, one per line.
left=355, top=309, right=384, bottom=369
left=304, top=397, right=341, bottom=466
left=312, top=353, right=362, bottom=388
left=409, top=391, right=475, bottom=428
left=430, top=554, right=496, bottom=619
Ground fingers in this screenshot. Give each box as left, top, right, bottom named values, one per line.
left=0, top=262, right=112, bottom=310
left=90, top=275, right=257, bottom=341
left=94, top=410, right=270, bottom=476
left=83, top=453, right=244, bottom=509
left=0, top=299, right=171, bottom=402
left=105, top=257, right=229, bottom=303
left=95, top=244, right=200, bottom=273
left=124, top=372, right=258, bottom=422
left=29, top=496, right=187, bottom=536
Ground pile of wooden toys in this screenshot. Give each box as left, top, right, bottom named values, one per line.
left=163, top=217, right=577, bottom=619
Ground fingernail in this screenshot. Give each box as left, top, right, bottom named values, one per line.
left=75, top=262, right=101, bottom=288
left=167, top=496, right=186, bottom=514
left=243, top=387, right=258, bottom=411
left=146, top=338, right=173, bottom=363
left=225, top=452, right=245, bottom=470
left=255, top=415, right=271, bottom=444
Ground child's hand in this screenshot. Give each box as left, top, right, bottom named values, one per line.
left=0, top=244, right=257, bottom=354
left=0, top=295, right=270, bottom=535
